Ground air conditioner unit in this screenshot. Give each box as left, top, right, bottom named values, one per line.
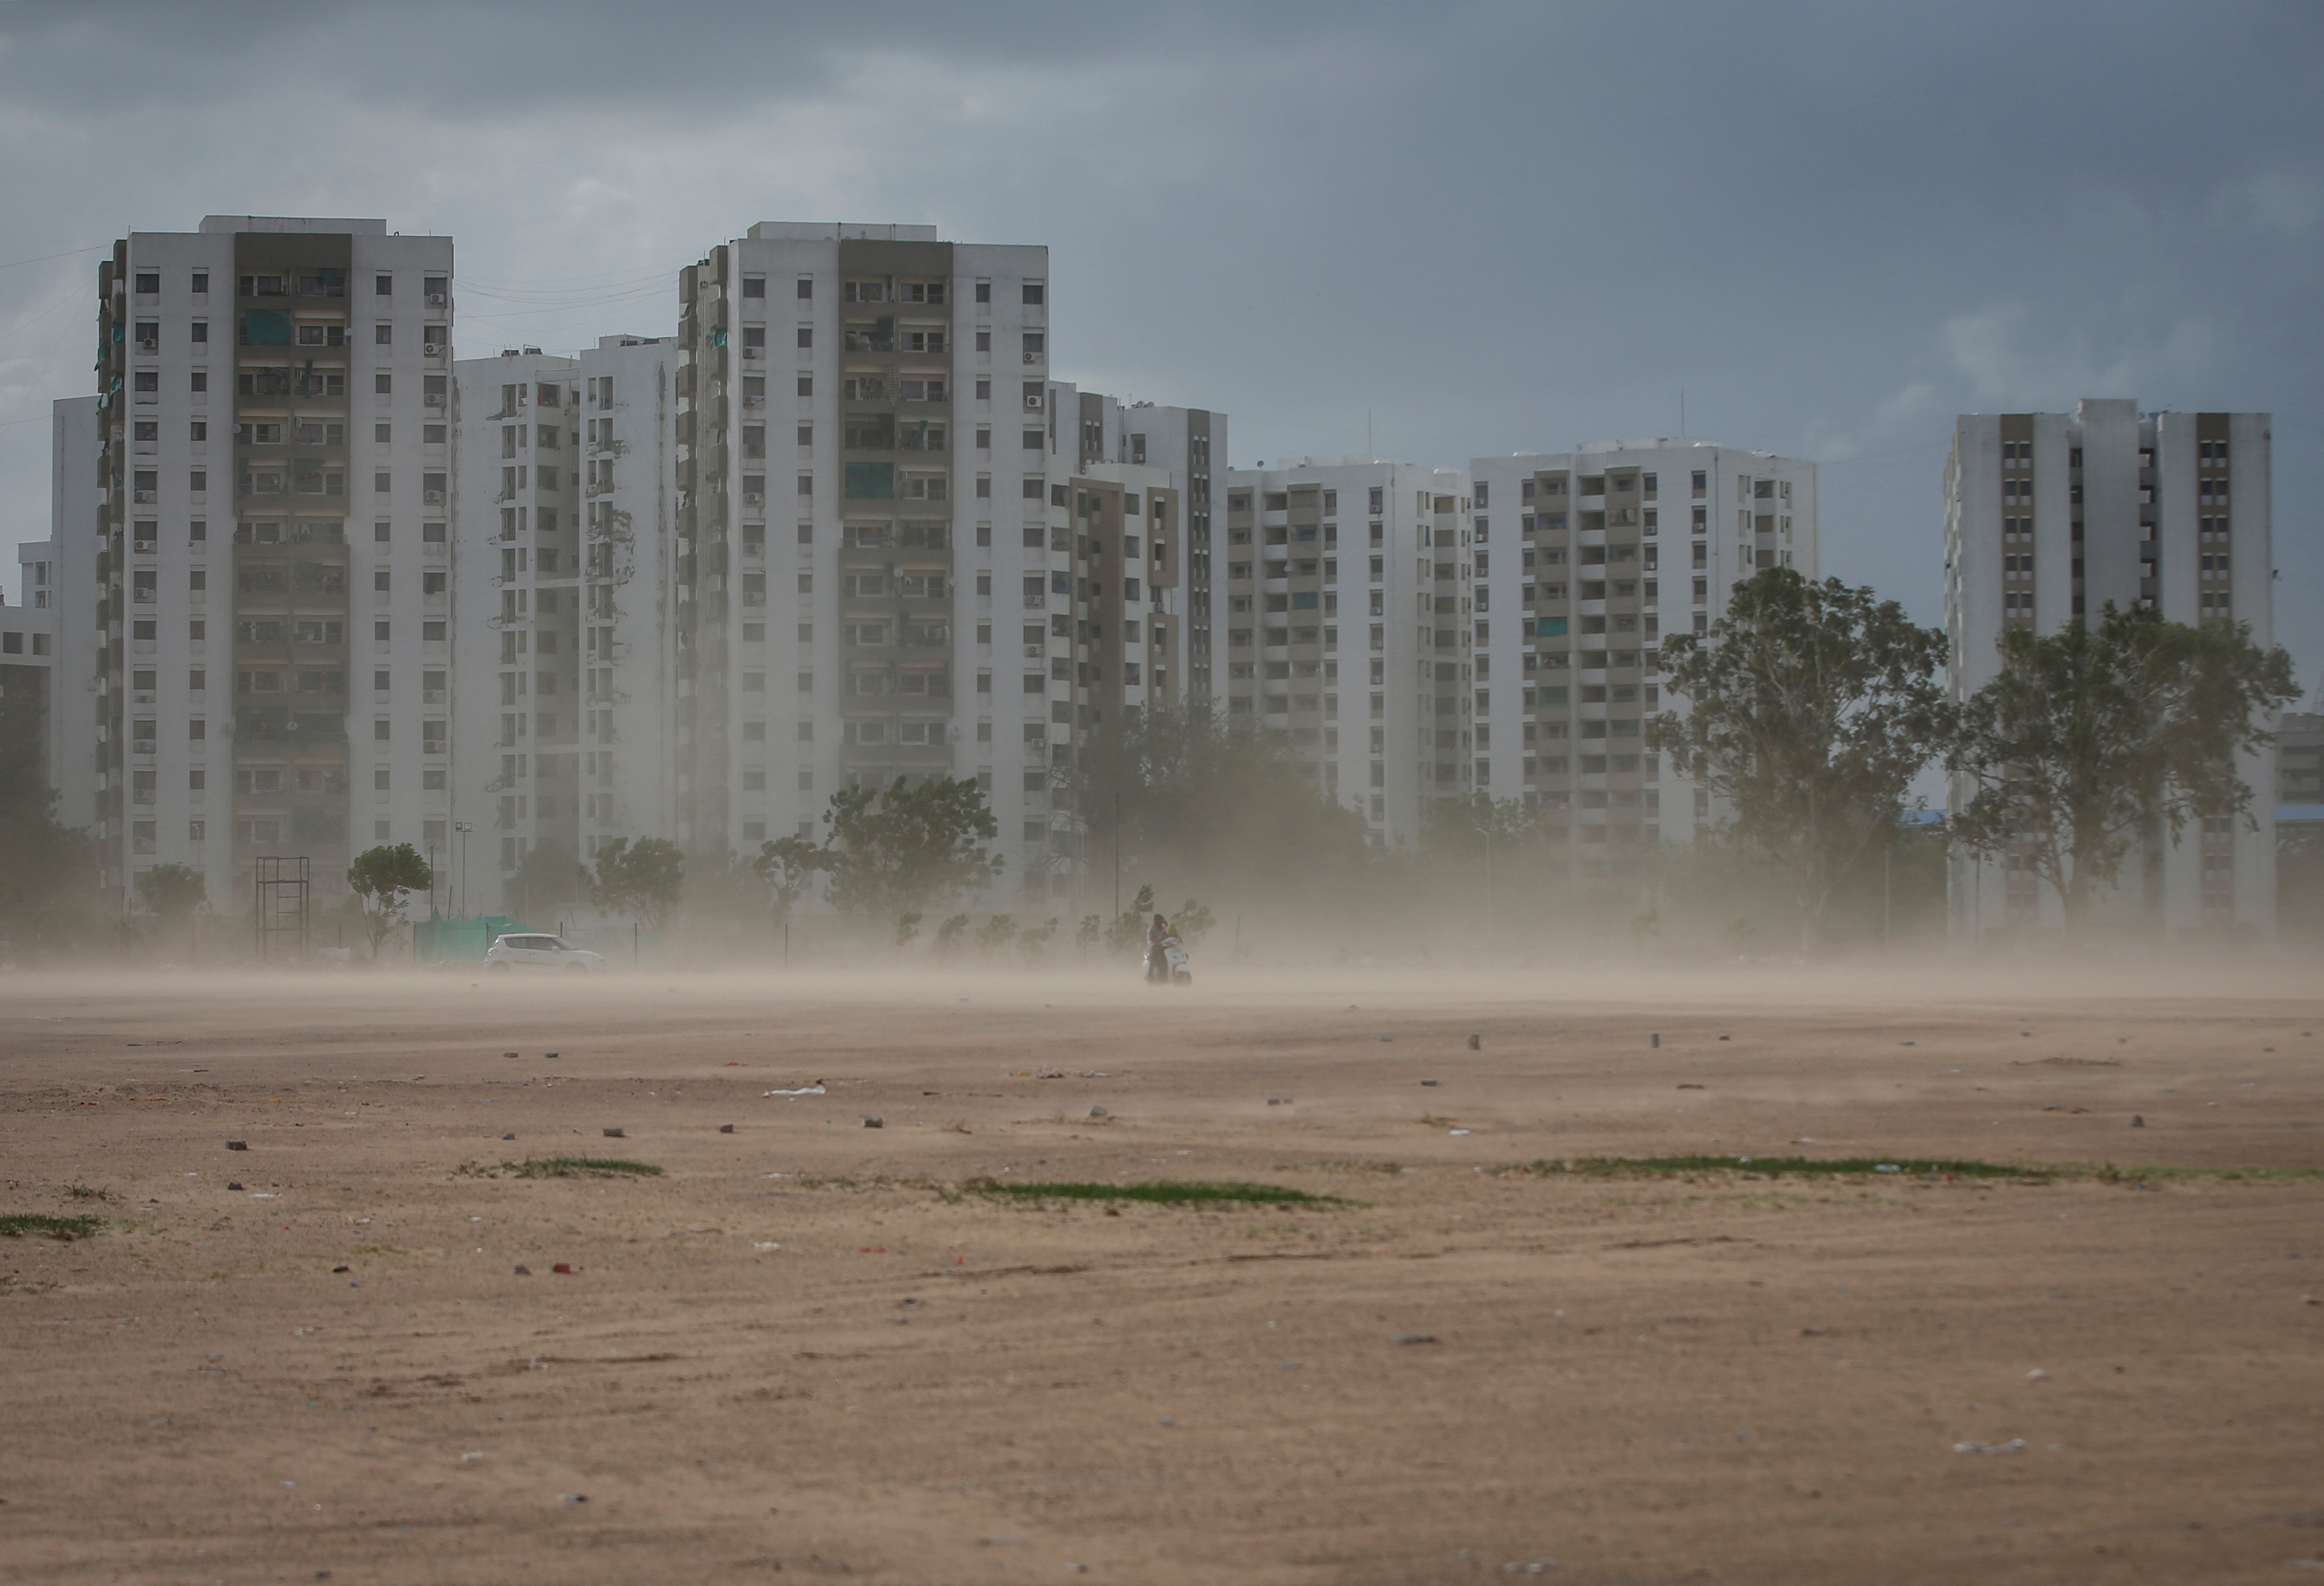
left=427, top=293, right=448, bottom=307
left=423, top=393, right=446, bottom=407
left=742, top=347, right=762, bottom=360
left=743, top=492, right=763, bottom=506
left=423, top=489, right=445, bottom=504
left=136, top=339, right=158, bottom=354
left=1023, top=395, right=1042, bottom=410
left=1022, top=352, right=1041, bottom=365
left=423, top=343, right=443, bottom=357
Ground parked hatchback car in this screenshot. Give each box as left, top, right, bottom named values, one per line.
left=483, top=933, right=606, bottom=974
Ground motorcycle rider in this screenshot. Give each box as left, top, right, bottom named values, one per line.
left=1146, top=912, right=1171, bottom=984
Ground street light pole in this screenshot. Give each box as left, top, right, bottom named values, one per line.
left=1113, top=790, right=1122, bottom=921
left=453, top=822, right=473, bottom=918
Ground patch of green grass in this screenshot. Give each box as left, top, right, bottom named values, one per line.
left=966, top=1178, right=1346, bottom=1206
left=1510, top=1155, right=2050, bottom=1182
left=510, top=1156, right=664, bottom=1179
left=1, top=1213, right=105, bottom=1240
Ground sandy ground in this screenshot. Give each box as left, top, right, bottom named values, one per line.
left=2, top=962, right=2322, bottom=1585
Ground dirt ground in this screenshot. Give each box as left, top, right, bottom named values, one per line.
left=3, top=962, right=2322, bottom=1585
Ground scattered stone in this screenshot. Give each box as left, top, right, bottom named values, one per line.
left=863, top=1115, right=884, bottom=1129
left=1420, top=1079, right=1439, bottom=1087
left=545, top=1052, right=559, bottom=1059
left=513, top=1265, right=531, bottom=1276
left=503, top=1051, right=518, bottom=1059
left=225, top=1139, right=247, bottom=1151
left=1718, top=1034, right=1729, bottom=1042
left=603, top=1127, right=625, bottom=1138
left=1676, top=1083, right=1705, bottom=1090
left=1953, top=1438, right=2027, bottom=1454
left=2132, top=1115, right=2146, bottom=1128
left=502, top=1132, right=517, bottom=1140
left=227, top=1181, right=244, bottom=1191
left=552, top=1263, right=573, bottom=1274
left=2026, top=1368, right=2048, bottom=1381
left=1900, top=1040, right=1916, bottom=1047
left=560, top=1492, right=588, bottom=1506
left=1467, top=1034, right=1482, bottom=1050
left=719, top=1123, right=736, bottom=1134
left=1648, top=1033, right=1660, bottom=1049
left=1088, top=1105, right=1108, bottom=1119
left=332, top=1264, right=351, bottom=1274
left=1392, top=1332, right=1439, bottom=1345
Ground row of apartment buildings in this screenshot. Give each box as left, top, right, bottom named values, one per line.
left=12, top=215, right=2285, bottom=937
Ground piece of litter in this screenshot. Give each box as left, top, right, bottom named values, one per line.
left=460, top=1452, right=483, bottom=1463
left=503, top=1052, right=518, bottom=1059
left=249, top=1192, right=279, bottom=1200
left=502, top=1133, right=516, bottom=1141
left=1421, top=1079, right=1439, bottom=1087
left=1467, top=1034, right=1482, bottom=1050
left=602, top=1127, right=625, bottom=1138
left=719, top=1123, right=735, bottom=1134
left=2026, top=1368, right=2048, bottom=1381
left=863, top=1116, right=884, bottom=1129
left=1088, top=1105, right=1108, bottom=1119
left=1392, top=1332, right=1438, bottom=1345
left=551, top=1263, right=574, bottom=1275
left=544, top=1052, right=559, bottom=1059
left=1449, top=1128, right=1471, bottom=1137
left=1953, top=1438, right=2027, bottom=1454
left=1648, top=1033, right=1659, bottom=1049
left=225, top=1139, right=248, bottom=1151
left=752, top=1242, right=781, bottom=1252
left=1875, top=1164, right=1901, bottom=1174
left=762, top=1085, right=827, bottom=1097
left=560, top=1493, right=588, bottom=1507
left=513, top=1265, right=531, bottom=1276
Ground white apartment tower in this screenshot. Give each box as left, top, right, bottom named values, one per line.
left=1221, top=460, right=1475, bottom=846
left=70, top=218, right=455, bottom=912
left=1071, top=393, right=1224, bottom=703
left=1470, top=441, right=1819, bottom=863
left=1945, top=400, right=2276, bottom=936
left=452, top=336, right=678, bottom=910
left=671, top=223, right=1204, bottom=904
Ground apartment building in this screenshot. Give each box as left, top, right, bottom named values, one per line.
left=451, top=336, right=677, bottom=910
left=670, top=223, right=1203, bottom=905
left=2, top=546, right=57, bottom=791
left=1469, top=441, right=1819, bottom=865
left=1944, top=399, right=2276, bottom=936
left=1217, top=460, right=1474, bottom=846
left=70, top=216, right=455, bottom=912
left=1072, top=395, right=1224, bottom=703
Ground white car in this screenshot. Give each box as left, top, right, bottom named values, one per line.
left=483, top=933, right=606, bottom=975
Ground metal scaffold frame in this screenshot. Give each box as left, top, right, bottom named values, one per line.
left=254, top=854, right=311, bottom=963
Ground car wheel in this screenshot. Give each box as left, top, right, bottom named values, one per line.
left=487, top=961, right=511, bottom=974
left=565, top=962, right=589, bottom=976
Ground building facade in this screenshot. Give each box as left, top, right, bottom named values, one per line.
left=669, top=223, right=1208, bottom=906
left=1219, top=459, right=1474, bottom=846
left=72, top=216, right=456, bottom=912
left=2, top=544, right=57, bottom=793
left=1470, top=441, right=1819, bottom=866
left=1944, top=399, right=2277, bottom=936
left=451, top=336, right=679, bottom=912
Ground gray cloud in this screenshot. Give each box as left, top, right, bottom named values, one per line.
left=4, top=0, right=2319, bottom=689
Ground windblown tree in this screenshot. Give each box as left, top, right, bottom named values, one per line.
left=814, top=775, right=1002, bottom=927
left=0, top=685, right=95, bottom=949
left=752, top=834, right=826, bottom=926
left=1067, top=700, right=1374, bottom=913
left=136, top=862, right=208, bottom=952
left=1647, top=568, right=1953, bottom=953
left=591, top=837, right=686, bottom=930
left=1948, top=606, right=2298, bottom=931
left=346, top=843, right=433, bottom=961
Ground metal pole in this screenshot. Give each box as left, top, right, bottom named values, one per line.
left=1112, top=791, right=1122, bottom=920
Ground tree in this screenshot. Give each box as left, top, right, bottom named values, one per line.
left=815, top=775, right=1002, bottom=922
left=1648, top=567, right=1953, bottom=953
left=1949, top=606, right=2298, bottom=932
left=752, top=834, right=825, bottom=925
left=1067, top=699, right=1374, bottom=913
left=0, top=684, right=95, bottom=949
left=933, top=913, right=971, bottom=955
left=136, top=862, right=207, bottom=927
left=591, top=837, right=686, bottom=929
left=346, top=844, right=432, bottom=961
left=505, top=838, right=586, bottom=926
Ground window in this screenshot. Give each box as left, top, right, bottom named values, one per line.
left=742, top=276, right=766, bottom=299
left=797, top=326, right=813, bottom=348
left=1022, top=282, right=1045, bottom=305
left=1022, top=332, right=1045, bottom=363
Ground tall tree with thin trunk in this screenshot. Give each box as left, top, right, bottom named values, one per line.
left=1948, top=606, right=2298, bottom=932
left=1648, top=568, right=1953, bottom=953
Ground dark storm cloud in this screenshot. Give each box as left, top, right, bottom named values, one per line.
left=3, top=1, right=2319, bottom=685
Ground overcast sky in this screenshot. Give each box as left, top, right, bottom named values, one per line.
left=3, top=0, right=2318, bottom=691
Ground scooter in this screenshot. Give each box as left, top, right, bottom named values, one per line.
left=1149, top=934, right=1193, bottom=986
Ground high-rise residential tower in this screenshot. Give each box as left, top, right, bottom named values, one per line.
left=671, top=224, right=1209, bottom=905
left=1945, top=400, right=2277, bottom=936
left=452, top=336, right=679, bottom=910
left=1220, top=459, right=1475, bottom=846
left=1469, top=441, right=1818, bottom=866
left=77, top=216, right=455, bottom=911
